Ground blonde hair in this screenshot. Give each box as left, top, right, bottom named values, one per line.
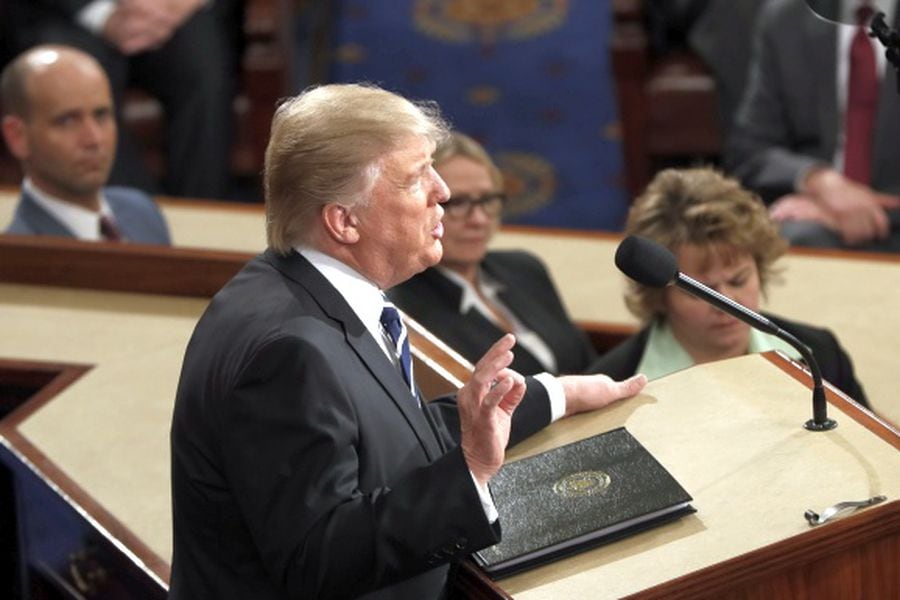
left=264, top=83, right=450, bottom=253
left=623, top=167, right=787, bottom=322
left=433, top=131, right=503, bottom=191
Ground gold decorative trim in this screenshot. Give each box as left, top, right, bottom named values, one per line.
left=553, top=470, right=611, bottom=498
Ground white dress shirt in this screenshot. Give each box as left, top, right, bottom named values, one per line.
left=297, top=247, right=566, bottom=523
left=437, top=266, right=559, bottom=373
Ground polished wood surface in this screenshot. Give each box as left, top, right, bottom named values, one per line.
left=0, top=234, right=481, bottom=592
left=1, top=187, right=897, bottom=426
left=1, top=196, right=899, bottom=598
left=493, top=353, right=900, bottom=599
left=0, top=234, right=249, bottom=297
left=0, top=233, right=469, bottom=402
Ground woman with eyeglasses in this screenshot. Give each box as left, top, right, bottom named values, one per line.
left=388, top=131, right=601, bottom=375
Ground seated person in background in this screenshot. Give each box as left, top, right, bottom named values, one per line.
left=593, top=167, right=868, bottom=406
left=1, top=45, right=170, bottom=244
left=644, top=0, right=763, bottom=136
left=725, top=0, right=900, bottom=252
left=2, top=0, right=240, bottom=199
left=388, top=131, right=600, bottom=375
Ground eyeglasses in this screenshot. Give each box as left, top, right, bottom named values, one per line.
left=443, top=192, right=506, bottom=219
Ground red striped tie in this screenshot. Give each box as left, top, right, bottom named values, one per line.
left=99, top=214, right=122, bottom=242
left=844, top=4, right=878, bottom=184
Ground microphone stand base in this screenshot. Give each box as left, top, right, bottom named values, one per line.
left=804, top=418, right=838, bottom=432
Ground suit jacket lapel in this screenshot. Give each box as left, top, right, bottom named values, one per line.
left=264, top=249, right=443, bottom=461
left=484, top=258, right=559, bottom=364
left=427, top=266, right=547, bottom=372
left=19, top=191, right=77, bottom=236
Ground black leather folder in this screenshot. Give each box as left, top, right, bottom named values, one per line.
left=474, top=427, right=695, bottom=578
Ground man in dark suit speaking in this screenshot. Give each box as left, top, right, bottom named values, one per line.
left=169, top=83, right=646, bottom=599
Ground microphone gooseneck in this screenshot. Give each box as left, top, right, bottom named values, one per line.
left=615, top=235, right=837, bottom=431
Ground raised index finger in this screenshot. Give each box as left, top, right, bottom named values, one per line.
left=471, top=333, right=516, bottom=390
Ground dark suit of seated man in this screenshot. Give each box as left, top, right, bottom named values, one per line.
left=169, top=83, right=646, bottom=600
left=725, top=0, right=900, bottom=252
left=0, top=45, right=170, bottom=244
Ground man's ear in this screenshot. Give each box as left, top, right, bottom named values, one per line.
left=1, top=115, right=29, bottom=161
left=322, top=203, right=361, bottom=244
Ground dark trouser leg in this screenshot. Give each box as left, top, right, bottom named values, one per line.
left=131, top=8, right=237, bottom=199
left=779, top=220, right=843, bottom=249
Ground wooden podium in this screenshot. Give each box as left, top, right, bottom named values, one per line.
left=462, top=353, right=900, bottom=599
left=1, top=235, right=898, bottom=599
left=0, top=235, right=469, bottom=596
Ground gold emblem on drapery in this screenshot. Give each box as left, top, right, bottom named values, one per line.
left=414, top=0, right=568, bottom=44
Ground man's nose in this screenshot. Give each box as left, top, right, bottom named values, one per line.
left=432, top=167, right=450, bottom=204
left=80, top=118, right=105, bottom=145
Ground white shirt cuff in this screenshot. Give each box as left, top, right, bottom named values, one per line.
left=471, top=372, right=565, bottom=524
left=533, top=372, right=566, bottom=422
left=471, top=471, right=499, bottom=523
left=76, top=0, right=116, bottom=35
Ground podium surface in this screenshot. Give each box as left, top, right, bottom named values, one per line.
left=497, top=353, right=900, bottom=599
left=1, top=187, right=899, bottom=425
left=2, top=278, right=898, bottom=598
left=1, top=192, right=899, bottom=596
left=0, top=283, right=205, bottom=587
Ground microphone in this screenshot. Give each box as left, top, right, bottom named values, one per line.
left=803, top=1, right=900, bottom=93
left=615, top=235, right=837, bottom=432
left=803, top=0, right=892, bottom=25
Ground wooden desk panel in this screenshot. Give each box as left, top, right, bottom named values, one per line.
left=1, top=202, right=898, bottom=597
left=497, top=353, right=900, bottom=599
left=0, top=239, right=482, bottom=593
left=2, top=190, right=897, bottom=426
left=0, top=284, right=207, bottom=587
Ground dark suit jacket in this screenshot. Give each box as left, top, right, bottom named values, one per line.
left=590, top=313, right=868, bottom=408
left=725, top=0, right=900, bottom=202
left=688, top=0, right=764, bottom=134
left=169, top=250, right=553, bottom=600
left=388, top=251, right=598, bottom=376
left=5, top=186, right=171, bottom=244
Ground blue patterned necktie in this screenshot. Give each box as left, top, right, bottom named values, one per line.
left=380, top=301, right=416, bottom=398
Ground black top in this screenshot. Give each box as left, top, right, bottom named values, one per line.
left=389, top=250, right=600, bottom=375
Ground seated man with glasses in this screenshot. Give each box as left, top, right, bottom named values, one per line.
left=389, top=131, right=602, bottom=375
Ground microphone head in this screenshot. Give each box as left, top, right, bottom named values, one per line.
left=614, top=235, right=678, bottom=288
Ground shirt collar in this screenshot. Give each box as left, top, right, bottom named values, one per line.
left=637, top=318, right=801, bottom=381
left=838, top=0, right=894, bottom=24
left=437, top=265, right=505, bottom=315
left=24, top=178, right=112, bottom=241
left=295, top=246, right=385, bottom=335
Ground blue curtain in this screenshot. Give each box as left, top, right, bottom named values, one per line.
left=327, top=0, right=628, bottom=231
